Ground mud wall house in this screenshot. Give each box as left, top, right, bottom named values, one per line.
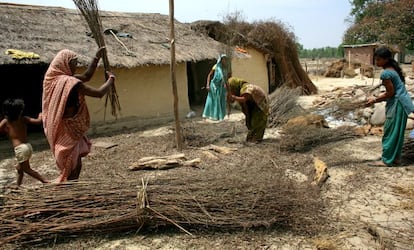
left=230, top=47, right=269, bottom=94
left=0, top=3, right=224, bottom=131
left=343, top=43, right=400, bottom=66
left=191, top=21, right=292, bottom=94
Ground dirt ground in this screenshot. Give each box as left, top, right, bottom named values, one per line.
left=1, top=77, right=414, bottom=249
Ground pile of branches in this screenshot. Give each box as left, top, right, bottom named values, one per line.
left=0, top=164, right=324, bottom=246
left=268, top=87, right=304, bottom=128
left=192, top=18, right=317, bottom=95
left=280, top=125, right=357, bottom=153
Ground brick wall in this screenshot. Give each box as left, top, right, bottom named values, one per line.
left=344, top=46, right=376, bottom=65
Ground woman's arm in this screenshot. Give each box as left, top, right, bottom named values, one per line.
left=74, top=47, right=105, bottom=82
left=206, top=69, right=215, bottom=90
left=232, top=93, right=250, bottom=103
left=367, top=79, right=395, bottom=105
left=78, top=71, right=115, bottom=98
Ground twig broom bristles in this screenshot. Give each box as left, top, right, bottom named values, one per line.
left=73, top=0, right=121, bottom=118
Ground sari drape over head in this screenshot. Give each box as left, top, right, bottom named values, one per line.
left=42, top=49, right=91, bottom=177
left=228, top=77, right=269, bottom=141
left=202, top=54, right=229, bottom=121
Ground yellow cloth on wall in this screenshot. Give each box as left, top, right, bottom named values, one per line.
left=5, top=49, right=40, bottom=60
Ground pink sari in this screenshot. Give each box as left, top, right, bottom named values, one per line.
left=42, top=49, right=91, bottom=178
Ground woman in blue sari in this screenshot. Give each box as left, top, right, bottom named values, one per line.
left=367, top=47, right=414, bottom=167
left=202, top=54, right=229, bottom=121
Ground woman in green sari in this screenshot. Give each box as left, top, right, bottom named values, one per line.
left=202, top=54, right=229, bottom=121
left=367, top=47, right=414, bottom=167
left=228, top=77, right=269, bottom=142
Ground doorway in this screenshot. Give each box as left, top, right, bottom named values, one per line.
left=187, top=59, right=215, bottom=107
left=0, top=63, right=48, bottom=133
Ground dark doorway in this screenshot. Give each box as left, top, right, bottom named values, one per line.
left=0, top=63, right=48, bottom=133
left=267, top=57, right=282, bottom=93
left=187, top=60, right=215, bottom=107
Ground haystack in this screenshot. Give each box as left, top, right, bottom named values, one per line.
left=192, top=20, right=317, bottom=95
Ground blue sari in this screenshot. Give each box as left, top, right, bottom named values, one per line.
left=202, top=55, right=228, bottom=121
left=381, top=69, right=414, bottom=165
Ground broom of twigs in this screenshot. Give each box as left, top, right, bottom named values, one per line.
left=0, top=166, right=324, bottom=246
left=268, top=87, right=305, bottom=128
left=73, top=0, right=121, bottom=118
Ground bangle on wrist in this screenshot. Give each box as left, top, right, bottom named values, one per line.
left=109, top=75, right=115, bottom=79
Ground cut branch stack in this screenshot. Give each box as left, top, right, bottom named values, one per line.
left=268, top=87, right=304, bottom=128
left=0, top=165, right=324, bottom=246
left=73, top=0, right=121, bottom=118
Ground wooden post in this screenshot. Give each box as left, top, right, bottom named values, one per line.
left=169, top=0, right=183, bottom=151
left=348, top=50, right=351, bottom=69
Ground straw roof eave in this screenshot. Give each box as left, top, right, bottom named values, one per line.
left=0, top=3, right=223, bottom=67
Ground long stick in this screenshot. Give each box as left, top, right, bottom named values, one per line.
left=169, top=0, right=183, bottom=151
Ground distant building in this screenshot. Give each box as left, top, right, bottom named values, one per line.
left=343, top=43, right=400, bottom=65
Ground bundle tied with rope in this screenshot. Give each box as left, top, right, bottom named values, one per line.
left=73, top=0, right=121, bottom=118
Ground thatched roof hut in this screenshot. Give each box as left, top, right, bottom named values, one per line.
left=192, top=20, right=317, bottom=95
left=0, top=3, right=236, bottom=127
left=0, top=3, right=222, bottom=67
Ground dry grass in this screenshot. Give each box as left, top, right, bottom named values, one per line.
left=0, top=3, right=222, bottom=67
left=313, top=237, right=338, bottom=250
left=0, top=148, right=325, bottom=246
left=392, top=185, right=414, bottom=210
left=280, top=126, right=357, bottom=153
left=73, top=0, right=120, bottom=117
left=192, top=19, right=317, bottom=94
left=268, top=87, right=305, bottom=128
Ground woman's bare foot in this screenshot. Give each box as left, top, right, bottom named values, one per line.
left=393, top=159, right=401, bottom=166
left=368, top=160, right=389, bottom=167
left=53, top=174, right=67, bottom=184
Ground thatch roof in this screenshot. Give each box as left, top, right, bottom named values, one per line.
left=191, top=20, right=317, bottom=95
left=0, top=3, right=224, bottom=68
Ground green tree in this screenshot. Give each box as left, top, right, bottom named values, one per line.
left=344, top=0, right=414, bottom=50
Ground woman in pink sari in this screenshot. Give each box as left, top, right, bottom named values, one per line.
left=42, top=47, right=115, bottom=183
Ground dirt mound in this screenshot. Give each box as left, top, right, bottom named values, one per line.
left=324, top=59, right=370, bottom=78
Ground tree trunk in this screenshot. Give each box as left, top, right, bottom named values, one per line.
left=169, top=0, right=183, bottom=150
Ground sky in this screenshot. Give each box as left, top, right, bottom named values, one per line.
left=2, top=0, right=352, bottom=49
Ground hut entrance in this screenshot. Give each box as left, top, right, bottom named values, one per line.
left=186, top=59, right=215, bottom=107
left=267, top=57, right=282, bottom=93
left=0, top=64, right=48, bottom=132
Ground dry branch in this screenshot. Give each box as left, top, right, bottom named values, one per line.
left=268, top=87, right=304, bottom=128
left=280, top=125, right=356, bottom=152
left=128, top=154, right=201, bottom=170
left=73, top=0, right=121, bottom=118
left=0, top=165, right=324, bottom=246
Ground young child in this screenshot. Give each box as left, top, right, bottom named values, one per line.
left=0, top=99, right=48, bottom=186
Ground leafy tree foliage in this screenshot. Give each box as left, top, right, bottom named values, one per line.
left=344, top=0, right=414, bottom=50
left=297, top=44, right=344, bottom=59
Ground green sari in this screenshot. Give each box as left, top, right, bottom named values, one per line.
left=229, top=77, right=269, bottom=142
left=381, top=70, right=414, bottom=165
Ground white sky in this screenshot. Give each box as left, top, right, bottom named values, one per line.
left=2, top=0, right=352, bottom=49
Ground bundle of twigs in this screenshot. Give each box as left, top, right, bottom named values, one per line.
left=0, top=166, right=323, bottom=246
left=73, top=0, right=121, bottom=118
left=280, top=125, right=357, bottom=152
left=268, top=87, right=305, bottom=128
left=318, top=99, right=366, bottom=119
